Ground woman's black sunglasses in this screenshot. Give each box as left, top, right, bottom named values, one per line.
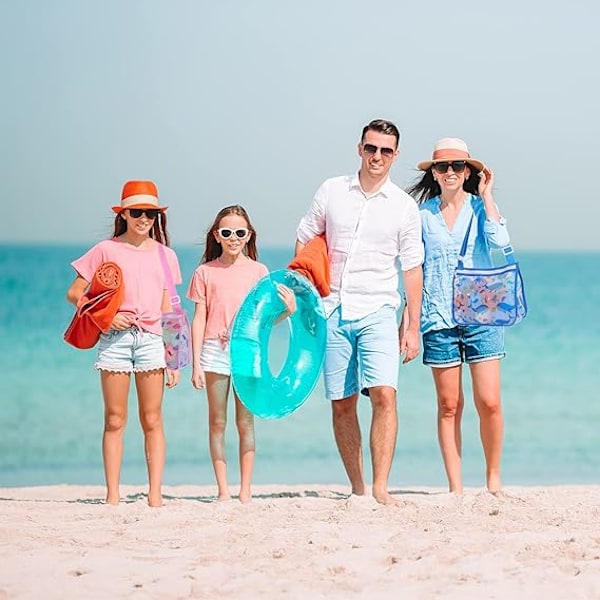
left=432, top=161, right=467, bottom=174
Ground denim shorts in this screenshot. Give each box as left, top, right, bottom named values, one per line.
left=200, top=339, right=231, bottom=376
left=324, top=305, right=399, bottom=401
left=422, top=325, right=505, bottom=368
left=95, top=328, right=166, bottom=373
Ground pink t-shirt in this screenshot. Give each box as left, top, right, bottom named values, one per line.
left=71, top=239, right=182, bottom=336
left=186, top=257, right=268, bottom=341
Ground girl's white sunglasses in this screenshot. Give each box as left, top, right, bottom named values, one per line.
left=217, top=228, right=249, bottom=240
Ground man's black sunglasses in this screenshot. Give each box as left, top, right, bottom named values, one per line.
left=362, top=143, right=395, bottom=158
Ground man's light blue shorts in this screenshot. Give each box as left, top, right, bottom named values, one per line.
left=95, top=328, right=166, bottom=373
left=324, top=305, right=399, bottom=401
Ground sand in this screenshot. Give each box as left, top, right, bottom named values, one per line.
left=1, top=484, right=599, bottom=599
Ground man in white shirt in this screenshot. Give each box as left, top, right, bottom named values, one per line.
left=295, top=119, right=424, bottom=505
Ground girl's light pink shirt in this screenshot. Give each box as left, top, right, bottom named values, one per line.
left=186, top=257, right=268, bottom=341
left=71, top=239, right=182, bottom=336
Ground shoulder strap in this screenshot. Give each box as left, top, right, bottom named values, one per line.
left=157, top=243, right=181, bottom=308
left=458, top=204, right=517, bottom=267
left=502, top=245, right=516, bottom=265
left=457, top=214, right=474, bottom=269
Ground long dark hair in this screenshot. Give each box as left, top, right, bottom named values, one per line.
left=201, top=205, right=258, bottom=263
left=112, top=211, right=170, bottom=246
left=406, top=168, right=480, bottom=204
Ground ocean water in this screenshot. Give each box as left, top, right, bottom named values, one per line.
left=0, top=244, right=598, bottom=489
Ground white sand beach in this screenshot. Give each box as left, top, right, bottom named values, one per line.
left=1, top=484, right=599, bottom=599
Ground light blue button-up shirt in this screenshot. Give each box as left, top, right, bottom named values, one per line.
left=420, top=194, right=511, bottom=334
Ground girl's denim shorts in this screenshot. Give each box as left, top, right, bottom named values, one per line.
left=422, top=325, right=505, bottom=368
left=95, top=328, right=166, bottom=373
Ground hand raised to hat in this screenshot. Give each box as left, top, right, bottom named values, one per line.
left=478, top=166, right=502, bottom=221
left=477, top=166, right=494, bottom=200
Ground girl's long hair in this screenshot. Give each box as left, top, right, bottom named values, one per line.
left=111, top=212, right=170, bottom=246
left=406, top=167, right=481, bottom=204
left=202, top=205, right=258, bottom=263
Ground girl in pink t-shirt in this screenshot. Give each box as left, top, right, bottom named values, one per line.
left=66, top=180, right=183, bottom=508
left=187, top=205, right=296, bottom=503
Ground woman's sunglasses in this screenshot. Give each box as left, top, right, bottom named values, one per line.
left=432, top=161, right=467, bottom=174
left=128, top=208, right=160, bottom=219
left=362, top=143, right=395, bottom=158
left=217, top=228, right=249, bottom=240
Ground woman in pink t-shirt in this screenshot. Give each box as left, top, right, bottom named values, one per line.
left=187, top=205, right=296, bottom=503
left=66, top=181, right=183, bottom=508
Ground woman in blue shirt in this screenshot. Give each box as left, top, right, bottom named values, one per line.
left=405, top=138, right=511, bottom=495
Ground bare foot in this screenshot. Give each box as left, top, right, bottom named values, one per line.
left=238, top=490, right=252, bottom=504
left=487, top=472, right=501, bottom=494
left=372, top=490, right=403, bottom=506
left=217, top=494, right=232, bottom=502
left=350, top=483, right=366, bottom=496
left=105, top=495, right=119, bottom=506
left=148, top=492, right=163, bottom=508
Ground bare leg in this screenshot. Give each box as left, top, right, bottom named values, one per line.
left=332, top=394, right=365, bottom=495
left=431, top=365, right=464, bottom=494
left=100, top=371, right=130, bottom=505
left=234, top=392, right=255, bottom=503
left=135, top=369, right=166, bottom=507
left=470, top=360, right=503, bottom=493
left=369, top=386, right=401, bottom=505
left=205, top=372, right=231, bottom=501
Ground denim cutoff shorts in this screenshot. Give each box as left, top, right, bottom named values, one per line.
left=324, top=305, right=399, bottom=401
left=422, top=325, right=505, bottom=368
left=95, top=328, right=166, bottom=373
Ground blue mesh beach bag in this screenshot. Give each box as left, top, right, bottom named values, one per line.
left=452, top=216, right=527, bottom=327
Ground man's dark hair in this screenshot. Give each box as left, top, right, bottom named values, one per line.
left=361, top=119, right=400, bottom=148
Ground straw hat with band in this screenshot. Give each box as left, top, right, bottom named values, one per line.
left=112, top=180, right=168, bottom=213
left=417, top=138, right=485, bottom=173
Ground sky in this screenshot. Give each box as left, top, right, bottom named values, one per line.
left=2, top=0, right=599, bottom=250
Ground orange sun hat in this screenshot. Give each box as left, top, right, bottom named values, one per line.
left=112, top=180, right=168, bottom=213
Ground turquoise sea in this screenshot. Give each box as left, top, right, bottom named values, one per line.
left=1, top=245, right=598, bottom=489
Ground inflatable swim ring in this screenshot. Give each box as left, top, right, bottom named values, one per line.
left=230, top=269, right=327, bottom=419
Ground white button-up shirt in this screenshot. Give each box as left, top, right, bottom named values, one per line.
left=296, top=174, right=424, bottom=320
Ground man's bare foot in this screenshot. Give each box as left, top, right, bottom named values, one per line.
left=350, top=483, right=366, bottom=496
left=217, top=494, right=232, bottom=502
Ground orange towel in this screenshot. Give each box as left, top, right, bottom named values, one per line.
left=64, top=262, right=124, bottom=349
left=288, top=235, right=330, bottom=297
